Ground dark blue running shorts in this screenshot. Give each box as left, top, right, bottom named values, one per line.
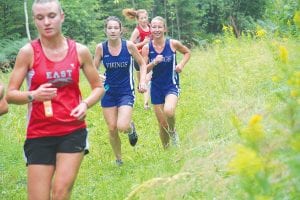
left=101, top=91, right=135, bottom=107
left=151, top=83, right=180, bottom=105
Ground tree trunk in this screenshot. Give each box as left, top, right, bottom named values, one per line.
left=131, top=0, right=135, bottom=8
left=175, top=3, right=181, bottom=40
left=230, top=15, right=240, bottom=38
left=24, top=0, right=31, bottom=41
left=164, top=0, right=168, bottom=36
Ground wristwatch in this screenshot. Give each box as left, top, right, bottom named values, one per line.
left=28, top=93, right=34, bottom=102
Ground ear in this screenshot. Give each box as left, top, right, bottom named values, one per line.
left=61, top=12, right=65, bottom=23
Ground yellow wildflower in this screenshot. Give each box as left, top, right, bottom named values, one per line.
left=256, top=30, right=266, bottom=37
left=214, top=39, right=222, bottom=44
left=282, top=37, right=288, bottom=42
left=222, top=24, right=229, bottom=32
left=290, top=134, right=300, bottom=152
left=249, top=114, right=262, bottom=126
left=271, top=76, right=279, bottom=83
left=290, top=90, right=298, bottom=97
left=288, top=71, right=300, bottom=87
left=255, top=195, right=273, bottom=200
left=279, top=45, right=288, bottom=63
left=293, top=11, right=300, bottom=28
left=271, top=40, right=278, bottom=47
left=256, top=26, right=267, bottom=38
left=228, top=145, right=264, bottom=178
left=294, top=71, right=300, bottom=86
left=231, top=115, right=242, bottom=129
left=223, top=25, right=234, bottom=36
left=240, top=115, right=264, bottom=143
left=228, top=26, right=234, bottom=33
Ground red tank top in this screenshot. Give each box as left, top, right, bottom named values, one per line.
left=26, top=39, right=86, bottom=139
left=136, top=25, right=151, bottom=51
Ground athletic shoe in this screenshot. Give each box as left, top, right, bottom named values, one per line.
left=169, top=131, right=180, bottom=147
left=144, top=103, right=150, bottom=110
left=128, top=122, right=138, bottom=146
left=116, top=159, right=123, bottom=166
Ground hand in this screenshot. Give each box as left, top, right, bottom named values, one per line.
left=70, top=102, right=88, bottom=120
left=175, top=64, right=183, bottom=73
left=143, top=37, right=150, bottom=44
left=154, top=55, right=164, bottom=65
left=138, top=82, right=147, bottom=93
left=32, top=83, right=57, bottom=101
left=99, top=74, right=106, bottom=82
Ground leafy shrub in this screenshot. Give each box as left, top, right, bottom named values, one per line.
left=0, top=38, right=28, bottom=73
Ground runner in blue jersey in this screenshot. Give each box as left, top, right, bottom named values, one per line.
left=94, top=16, right=147, bottom=165
left=142, top=16, right=191, bottom=148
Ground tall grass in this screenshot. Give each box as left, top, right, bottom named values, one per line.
left=0, top=35, right=299, bottom=199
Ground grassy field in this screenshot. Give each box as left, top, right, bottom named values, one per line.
left=0, top=36, right=299, bottom=199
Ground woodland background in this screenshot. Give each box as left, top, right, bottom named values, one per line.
left=0, top=0, right=299, bottom=70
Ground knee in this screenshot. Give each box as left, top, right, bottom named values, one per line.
left=117, top=122, right=130, bottom=132
left=108, top=127, right=118, bottom=140
left=107, top=124, right=117, bottom=134
left=52, top=184, right=73, bottom=200
left=164, top=106, right=175, bottom=118
left=157, top=119, right=168, bottom=130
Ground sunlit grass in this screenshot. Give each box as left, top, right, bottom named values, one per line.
left=1, top=35, right=299, bottom=199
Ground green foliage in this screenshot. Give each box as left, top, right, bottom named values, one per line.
left=60, top=0, right=101, bottom=44
left=263, top=0, right=300, bottom=36
left=272, top=40, right=300, bottom=198
left=0, top=38, right=28, bottom=73
left=0, top=0, right=32, bottom=39
left=227, top=36, right=300, bottom=199
left=1, top=0, right=294, bottom=47
left=196, top=0, right=268, bottom=37
left=168, top=0, right=202, bottom=46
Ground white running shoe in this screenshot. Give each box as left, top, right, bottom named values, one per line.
left=115, top=159, right=123, bottom=166
left=169, top=131, right=180, bottom=147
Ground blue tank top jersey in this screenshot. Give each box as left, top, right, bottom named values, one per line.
left=102, top=40, right=134, bottom=94
left=148, top=39, right=179, bottom=88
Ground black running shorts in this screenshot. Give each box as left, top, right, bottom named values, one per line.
left=23, top=128, right=89, bottom=165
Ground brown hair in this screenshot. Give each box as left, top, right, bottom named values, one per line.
left=122, top=8, right=148, bottom=20
left=104, top=16, right=123, bottom=29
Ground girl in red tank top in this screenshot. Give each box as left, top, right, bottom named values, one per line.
left=123, top=8, right=151, bottom=52
left=27, top=38, right=85, bottom=138
left=123, top=8, right=152, bottom=109
left=6, top=1, right=104, bottom=199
